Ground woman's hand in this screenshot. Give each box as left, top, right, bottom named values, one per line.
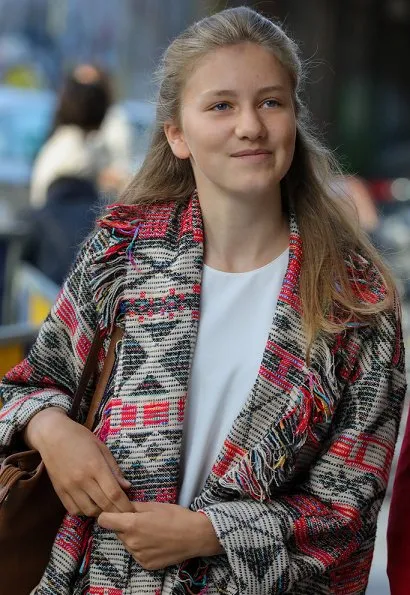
left=98, top=502, right=223, bottom=570
left=25, top=407, right=133, bottom=516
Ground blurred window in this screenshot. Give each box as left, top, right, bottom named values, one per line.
left=0, top=85, right=54, bottom=184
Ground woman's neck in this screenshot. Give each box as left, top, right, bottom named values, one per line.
left=198, top=189, right=289, bottom=273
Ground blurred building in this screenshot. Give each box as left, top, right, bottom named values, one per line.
left=0, top=0, right=197, bottom=96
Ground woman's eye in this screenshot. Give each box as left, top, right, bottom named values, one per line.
left=262, top=99, right=280, bottom=108
left=211, top=102, right=231, bottom=111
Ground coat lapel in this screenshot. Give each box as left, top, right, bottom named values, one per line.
left=195, top=213, right=335, bottom=505
left=105, top=196, right=204, bottom=503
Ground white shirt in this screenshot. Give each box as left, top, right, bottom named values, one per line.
left=178, top=248, right=289, bottom=507
left=30, top=125, right=105, bottom=208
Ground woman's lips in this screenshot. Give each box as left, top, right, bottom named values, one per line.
left=231, top=150, right=272, bottom=162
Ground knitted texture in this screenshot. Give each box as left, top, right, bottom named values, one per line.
left=0, top=193, right=406, bottom=594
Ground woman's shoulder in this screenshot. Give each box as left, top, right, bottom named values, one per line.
left=96, top=201, right=178, bottom=234
left=97, top=202, right=150, bottom=231
left=85, top=200, right=180, bottom=258
left=76, top=201, right=180, bottom=330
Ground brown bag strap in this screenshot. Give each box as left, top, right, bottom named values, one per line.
left=84, top=327, right=124, bottom=430
left=69, top=326, right=124, bottom=426
left=69, top=328, right=102, bottom=422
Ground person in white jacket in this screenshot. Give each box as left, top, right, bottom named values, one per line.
left=30, top=64, right=114, bottom=208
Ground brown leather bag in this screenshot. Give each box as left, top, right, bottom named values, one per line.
left=0, top=326, right=124, bottom=595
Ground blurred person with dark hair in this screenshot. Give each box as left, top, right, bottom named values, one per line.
left=52, top=65, right=112, bottom=132
left=29, top=64, right=112, bottom=208
left=23, top=65, right=111, bottom=284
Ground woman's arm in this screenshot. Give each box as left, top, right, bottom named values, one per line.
left=199, top=308, right=406, bottom=594
left=387, top=406, right=410, bottom=595
left=0, top=235, right=98, bottom=447
left=0, top=231, right=133, bottom=516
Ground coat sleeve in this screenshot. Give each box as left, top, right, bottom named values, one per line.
left=200, top=308, right=407, bottom=594
left=0, top=233, right=100, bottom=451
left=387, top=405, right=410, bottom=595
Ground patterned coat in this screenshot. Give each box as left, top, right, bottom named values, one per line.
left=0, top=194, right=407, bottom=594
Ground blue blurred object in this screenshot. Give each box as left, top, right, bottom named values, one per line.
left=121, top=98, right=155, bottom=163
left=0, top=222, right=27, bottom=324
left=0, top=84, right=55, bottom=185
left=0, top=84, right=155, bottom=187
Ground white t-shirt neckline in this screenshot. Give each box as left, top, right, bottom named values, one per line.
left=178, top=247, right=289, bottom=507
left=203, top=247, right=289, bottom=276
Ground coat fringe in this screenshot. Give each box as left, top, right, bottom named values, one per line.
left=90, top=204, right=143, bottom=332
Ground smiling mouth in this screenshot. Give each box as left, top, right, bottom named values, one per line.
left=231, top=150, right=272, bottom=157
left=231, top=151, right=272, bottom=163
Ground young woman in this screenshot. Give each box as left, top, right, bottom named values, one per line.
left=0, top=7, right=406, bottom=595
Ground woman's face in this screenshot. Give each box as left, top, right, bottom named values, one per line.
left=165, top=42, right=297, bottom=202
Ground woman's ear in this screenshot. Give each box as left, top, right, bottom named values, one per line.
left=164, top=121, right=191, bottom=159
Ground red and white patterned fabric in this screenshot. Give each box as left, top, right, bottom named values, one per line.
left=0, top=193, right=407, bottom=594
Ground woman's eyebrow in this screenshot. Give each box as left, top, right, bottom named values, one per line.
left=200, top=85, right=286, bottom=99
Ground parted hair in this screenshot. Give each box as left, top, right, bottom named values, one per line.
left=120, top=6, right=396, bottom=347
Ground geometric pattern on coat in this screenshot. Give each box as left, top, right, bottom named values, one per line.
left=0, top=192, right=407, bottom=594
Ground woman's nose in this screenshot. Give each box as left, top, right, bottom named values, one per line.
left=235, top=108, right=266, bottom=141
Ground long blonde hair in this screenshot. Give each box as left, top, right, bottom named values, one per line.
left=121, top=6, right=396, bottom=346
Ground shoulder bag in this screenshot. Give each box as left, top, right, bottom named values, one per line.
left=0, top=326, right=123, bottom=595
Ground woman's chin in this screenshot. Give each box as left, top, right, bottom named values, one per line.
left=226, top=180, right=281, bottom=201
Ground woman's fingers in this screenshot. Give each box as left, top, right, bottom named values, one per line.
left=84, top=479, right=113, bottom=513
left=71, top=491, right=102, bottom=517
left=98, top=511, right=135, bottom=534
left=33, top=412, right=133, bottom=515
left=57, top=491, right=79, bottom=516
left=60, top=453, right=132, bottom=514
left=58, top=488, right=100, bottom=517
left=53, top=450, right=132, bottom=514
left=85, top=479, right=125, bottom=514
left=58, top=474, right=130, bottom=517
left=97, top=466, right=134, bottom=513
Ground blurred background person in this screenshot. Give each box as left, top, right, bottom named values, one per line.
left=22, top=175, right=99, bottom=285
left=23, top=64, right=113, bottom=285
left=29, top=63, right=112, bottom=208
left=24, top=64, right=137, bottom=285
left=330, top=173, right=410, bottom=302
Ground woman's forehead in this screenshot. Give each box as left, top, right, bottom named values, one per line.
left=182, top=43, right=291, bottom=98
